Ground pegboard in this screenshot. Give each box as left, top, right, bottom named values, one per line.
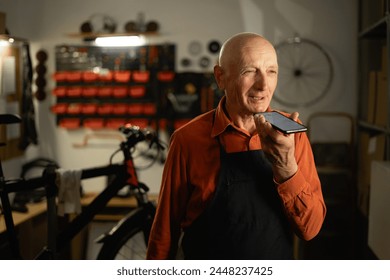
left=51, top=44, right=176, bottom=130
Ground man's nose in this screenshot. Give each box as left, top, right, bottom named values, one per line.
left=254, top=72, right=267, bottom=90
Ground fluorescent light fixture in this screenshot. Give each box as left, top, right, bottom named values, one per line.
left=95, top=35, right=145, bottom=47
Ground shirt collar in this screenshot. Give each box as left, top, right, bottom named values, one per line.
left=211, top=96, right=231, bottom=138
left=211, top=95, right=273, bottom=138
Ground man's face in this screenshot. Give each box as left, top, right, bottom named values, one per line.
left=217, top=37, right=278, bottom=116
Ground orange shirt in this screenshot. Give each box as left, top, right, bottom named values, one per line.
left=147, top=96, right=326, bottom=260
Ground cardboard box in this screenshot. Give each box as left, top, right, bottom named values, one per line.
left=375, top=71, right=389, bottom=126
left=369, top=161, right=390, bottom=259
left=0, top=12, right=5, bottom=34
left=367, top=71, right=377, bottom=123
left=367, top=70, right=389, bottom=127
left=357, top=132, right=386, bottom=216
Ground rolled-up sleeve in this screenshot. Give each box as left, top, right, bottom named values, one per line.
left=147, top=132, right=188, bottom=259
left=276, top=132, right=326, bottom=241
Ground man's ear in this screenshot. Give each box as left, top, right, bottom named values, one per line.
left=213, top=65, right=225, bottom=90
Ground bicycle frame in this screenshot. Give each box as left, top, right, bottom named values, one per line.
left=1, top=120, right=160, bottom=259
left=1, top=160, right=136, bottom=259
left=45, top=163, right=131, bottom=259
left=0, top=174, right=47, bottom=259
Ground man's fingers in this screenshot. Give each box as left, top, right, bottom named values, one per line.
left=254, top=114, right=265, bottom=124
left=255, top=114, right=272, bottom=137
left=290, top=112, right=299, bottom=121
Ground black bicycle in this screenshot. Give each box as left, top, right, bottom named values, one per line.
left=0, top=113, right=165, bottom=260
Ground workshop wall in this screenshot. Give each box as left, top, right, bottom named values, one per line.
left=0, top=0, right=357, bottom=194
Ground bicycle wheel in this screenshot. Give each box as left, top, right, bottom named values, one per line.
left=96, top=207, right=154, bottom=260
left=274, top=35, right=333, bottom=107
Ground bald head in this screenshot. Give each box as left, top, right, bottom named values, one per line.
left=218, top=32, right=277, bottom=69
left=213, top=32, right=279, bottom=119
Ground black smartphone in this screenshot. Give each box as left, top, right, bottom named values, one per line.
left=255, top=111, right=308, bottom=134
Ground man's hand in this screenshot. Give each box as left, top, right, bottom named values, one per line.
left=254, top=112, right=299, bottom=183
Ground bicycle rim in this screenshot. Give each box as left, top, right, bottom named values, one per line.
left=96, top=224, right=148, bottom=260
left=274, top=36, right=333, bottom=107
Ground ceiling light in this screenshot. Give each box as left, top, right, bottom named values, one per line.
left=94, top=35, right=145, bottom=47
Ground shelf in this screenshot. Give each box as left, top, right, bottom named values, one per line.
left=358, top=120, right=390, bottom=134
left=67, top=31, right=158, bottom=39
left=359, top=16, right=387, bottom=39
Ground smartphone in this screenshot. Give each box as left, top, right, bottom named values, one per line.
left=255, top=111, right=307, bottom=134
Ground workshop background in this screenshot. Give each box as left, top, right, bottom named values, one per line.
left=1, top=0, right=389, bottom=261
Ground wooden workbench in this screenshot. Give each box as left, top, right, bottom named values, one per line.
left=0, top=200, right=47, bottom=234
left=0, top=192, right=158, bottom=232
left=0, top=200, right=47, bottom=259
left=0, top=192, right=158, bottom=259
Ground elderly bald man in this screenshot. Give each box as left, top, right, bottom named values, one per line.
left=147, top=32, right=326, bottom=260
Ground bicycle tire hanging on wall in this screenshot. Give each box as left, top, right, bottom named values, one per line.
left=274, top=35, right=333, bottom=107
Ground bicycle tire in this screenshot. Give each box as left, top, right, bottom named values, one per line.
left=96, top=206, right=154, bottom=260
left=274, top=35, right=333, bottom=107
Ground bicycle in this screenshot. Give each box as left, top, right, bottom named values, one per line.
left=0, top=113, right=165, bottom=260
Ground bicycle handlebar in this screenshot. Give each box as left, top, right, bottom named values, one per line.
left=119, top=124, right=165, bottom=151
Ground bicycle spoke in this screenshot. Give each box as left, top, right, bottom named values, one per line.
left=115, top=231, right=147, bottom=260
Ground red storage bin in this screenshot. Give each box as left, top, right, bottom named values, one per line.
left=82, top=71, right=99, bottom=82
left=128, top=118, right=149, bottom=128
left=52, top=87, right=67, bottom=97
left=66, top=71, right=82, bottom=82
left=112, top=86, right=128, bottom=98
left=67, top=103, right=82, bottom=114
left=112, top=103, right=128, bottom=115
left=129, top=85, right=146, bottom=98
left=99, top=70, right=114, bottom=82
left=59, top=118, right=80, bottom=129
left=128, top=104, right=143, bottom=115
left=52, top=71, right=67, bottom=82
left=157, top=71, right=175, bottom=82
left=132, top=71, right=150, bottom=83
left=106, top=118, right=127, bottom=129
left=97, top=104, right=114, bottom=115
left=143, top=103, right=157, bottom=115
left=81, top=103, right=97, bottom=114
left=97, top=86, right=112, bottom=97
left=83, top=118, right=105, bottom=129
left=113, top=70, right=131, bottom=83
left=67, top=86, right=82, bottom=97
left=82, top=87, right=98, bottom=97
left=50, top=103, right=68, bottom=114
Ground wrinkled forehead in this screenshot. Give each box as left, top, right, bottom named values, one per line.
left=219, top=36, right=277, bottom=67
left=220, top=37, right=277, bottom=67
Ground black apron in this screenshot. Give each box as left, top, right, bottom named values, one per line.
left=182, top=140, right=293, bottom=259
